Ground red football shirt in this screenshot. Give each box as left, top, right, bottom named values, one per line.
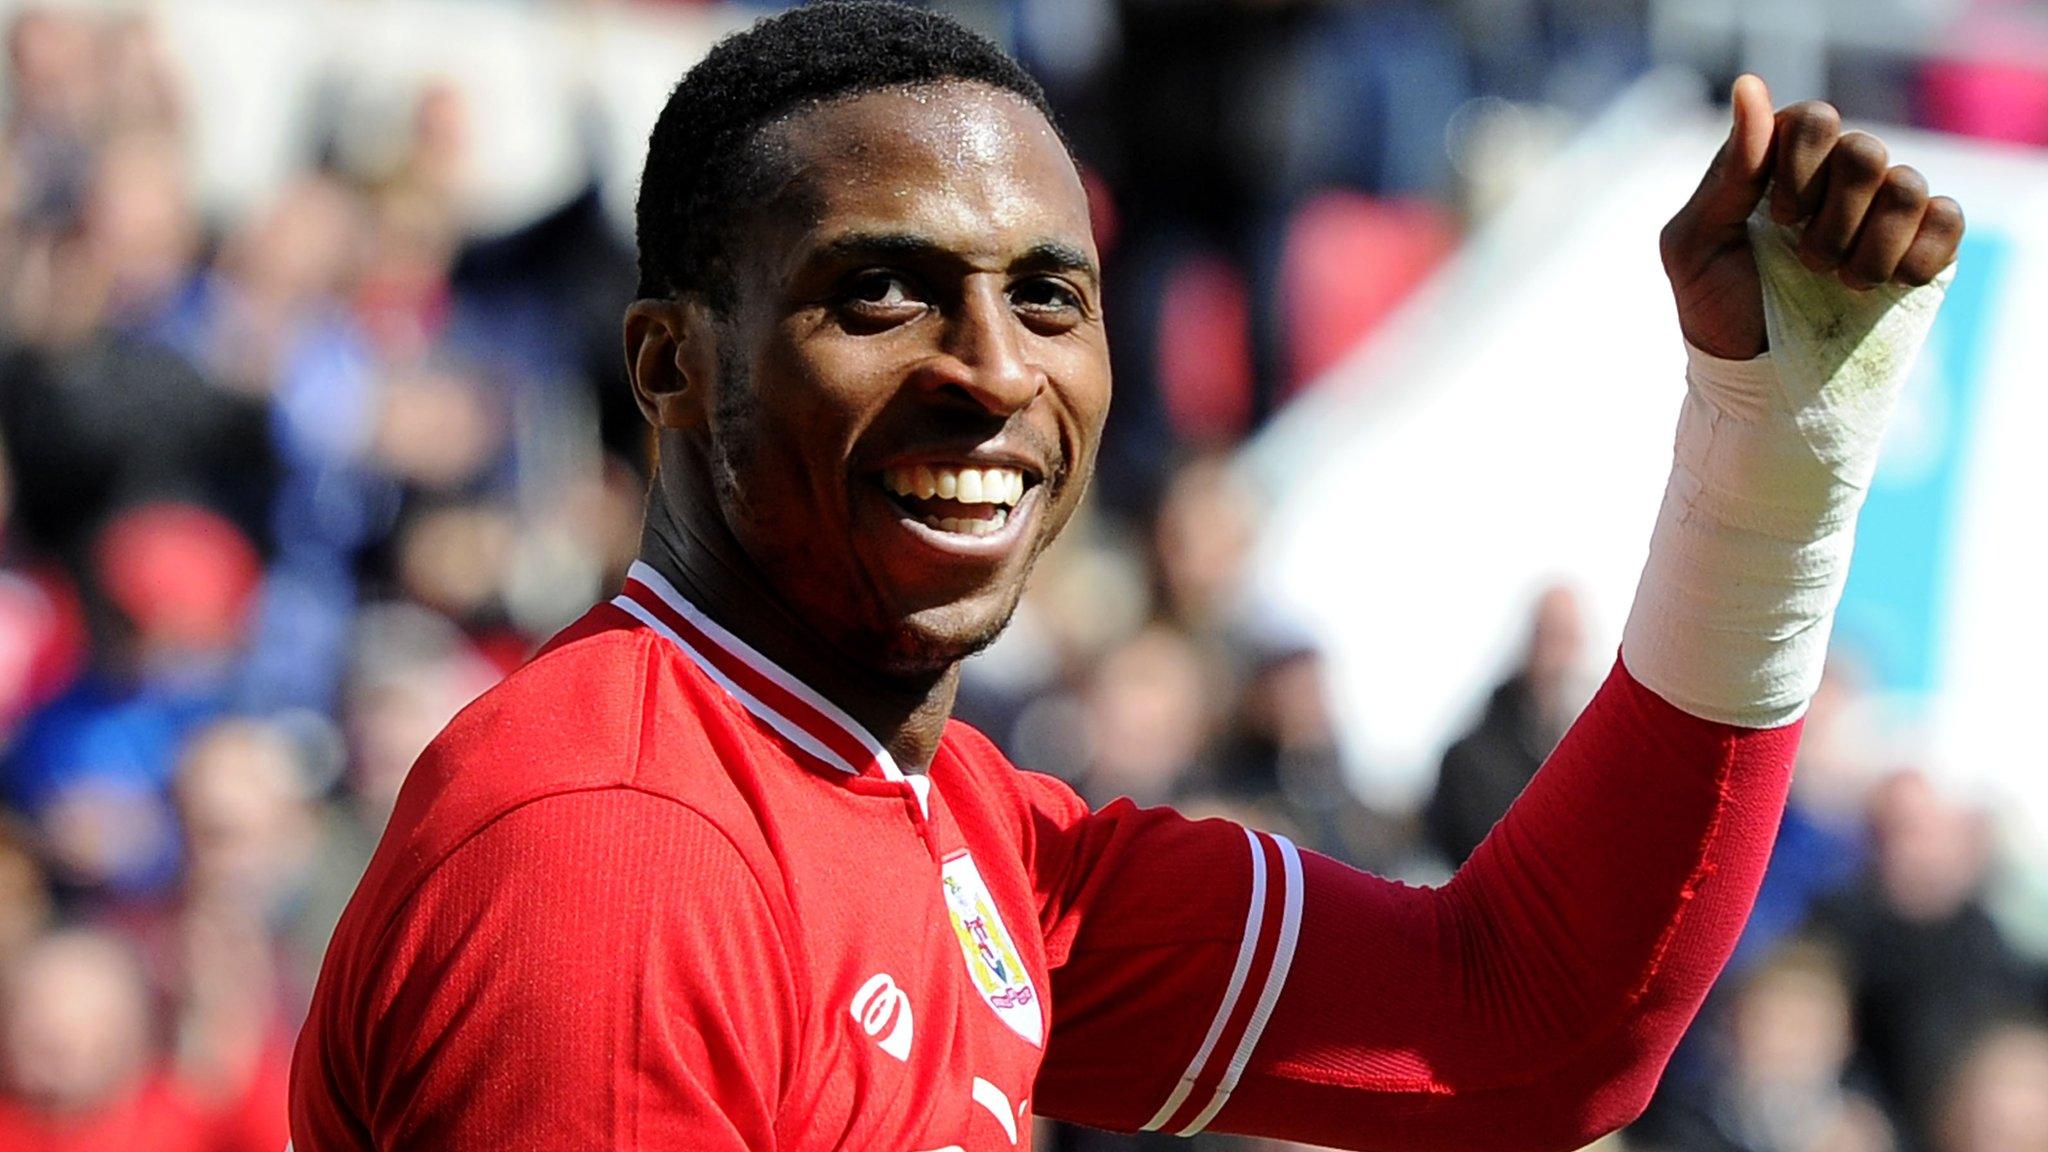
left=290, top=562, right=1801, bottom=1151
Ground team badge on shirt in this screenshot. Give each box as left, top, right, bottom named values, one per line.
left=941, top=851, right=1042, bottom=1047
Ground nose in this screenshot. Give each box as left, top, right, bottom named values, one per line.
left=920, top=279, right=1043, bottom=416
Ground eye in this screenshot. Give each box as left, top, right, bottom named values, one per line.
left=840, top=270, right=923, bottom=313
left=1010, top=277, right=1085, bottom=328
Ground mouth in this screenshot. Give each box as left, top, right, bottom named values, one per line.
left=875, top=462, right=1042, bottom=549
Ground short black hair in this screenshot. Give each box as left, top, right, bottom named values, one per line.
left=634, top=0, right=1064, bottom=306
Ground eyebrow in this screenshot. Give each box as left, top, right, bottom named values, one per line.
left=805, top=231, right=1099, bottom=287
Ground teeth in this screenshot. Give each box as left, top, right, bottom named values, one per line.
left=881, top=464, right=1028, bottom=508
left=926, top=508, right=1009, bottom=536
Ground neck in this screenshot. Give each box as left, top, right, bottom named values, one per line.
left=636, top=484, right=960, bottom=773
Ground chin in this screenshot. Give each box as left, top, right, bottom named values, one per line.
left=868, top=598, right=1017, bottom=679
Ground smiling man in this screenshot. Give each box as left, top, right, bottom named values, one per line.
left=288, top=4, right=1963, bottom=1151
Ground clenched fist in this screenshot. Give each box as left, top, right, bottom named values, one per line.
left=1659, top=74, right=1965, bottom=361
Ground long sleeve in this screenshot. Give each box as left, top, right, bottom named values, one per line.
left=1028, top=663, right=1796, bottom=1151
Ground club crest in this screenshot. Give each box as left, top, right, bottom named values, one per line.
left=941, top=852, right=1042, bottom=1047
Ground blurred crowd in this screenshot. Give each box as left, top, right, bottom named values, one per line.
left=1, top=3, right=2044, bottom=1152
left=1, top=5, right=637, bottom=1148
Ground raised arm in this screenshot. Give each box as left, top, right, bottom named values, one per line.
left=1032, top=78, right=1961, bottom=1152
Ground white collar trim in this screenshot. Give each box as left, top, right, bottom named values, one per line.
left=613, top=560, right=907, bottom=784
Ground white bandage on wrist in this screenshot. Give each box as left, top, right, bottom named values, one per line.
left=1621, top=213, right=1954, bottom=728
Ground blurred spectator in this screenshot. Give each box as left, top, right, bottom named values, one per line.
left=396, top=80, right=470, bottom=212
left=1732, top=665, right=1877, bottom=970
left=4, top=504, right=259, bottom=903
left=0, top=927, right=207, bottom=1151
left=0, top=820, right=48, bottom=961
left=94, top=15, right=183, bottom=140
left=958, top=514, right=1150, bottom=765
left=80, top=132, right=198, bottom=333
left=1074, top=624, right=1221, bottom=807
left=1214, top=622, right=1414, bottom=874
left=0, top=333, right=272, bottom=562
left=1216, top=627, right=1332, bottom=796
left=0, top=439, right=89, bottom=747
left=1811, top=772, right=2038, bottom=1150
left=1639, top=937, right=1896, bottom=1152
left=1090, top=0, right=1476, bottom=500
left=161, top=903, right=292, bottom=1152
left=1424, top=584, right=1588, bottom=867
left=162, top=724, right=322, bottom=1152
left=296, top=601, right=496, bottom=952
left=371, top=365, right=505, bottom=497
left=498, top=457, right=647, bottom=639
left=3, top=9, right=100, bottom=234
left=0, top=119, right=274, bottom=550
left=1150, top=450, right=1259, bottom=641
left=335, top=601, right=495, bottom=819
left=185, top=174, right=366, bottom=398
left=96, top=505, right=261, bottom=665
left=1932, top=1020, right=2048, bottom=1152
left=173, top=720, right=318, bottom=947
left=354, top=185, right=459, bottom=366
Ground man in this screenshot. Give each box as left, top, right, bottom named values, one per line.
left=0, top=929, right=212, bottom=1152
left=1426, top=586, right=1588, bottom=867
left=289, top=4, right=1964, bottom=1150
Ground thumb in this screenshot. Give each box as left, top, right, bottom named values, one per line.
left=1683, top=74, right=1776, bottom=231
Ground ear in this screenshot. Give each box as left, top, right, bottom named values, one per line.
left=623, top=297, right=719, bottom=431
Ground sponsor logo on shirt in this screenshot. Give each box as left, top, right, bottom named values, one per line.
left=941, top=852, right=1042, bottom=1047
left=851, top=972, right=915, bottom=1061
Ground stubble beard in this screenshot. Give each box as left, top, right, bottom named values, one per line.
left=872, top=592, right=1025, bottom=679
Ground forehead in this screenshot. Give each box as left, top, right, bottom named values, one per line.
left=752, top=81, right=1090, bottom=267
